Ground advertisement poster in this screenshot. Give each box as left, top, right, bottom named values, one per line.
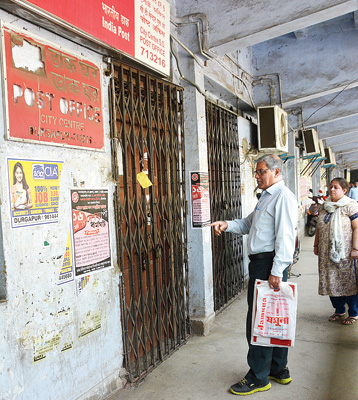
left=78, top=310, right=102, bottom=338
left=19, top=0, right=170, bottom=76
left=76, top=275, right=91, bottom=296
left=190, top=172, right=211, bottom=228
left=2, top=24, right=104, bottom=150
left=7, top=158, right=63, bottom=229
left=58, top=231, right=75, bottom=285
left=71, top=189, right=112, bottom=276
left=33, top=309, right=73, bottom=363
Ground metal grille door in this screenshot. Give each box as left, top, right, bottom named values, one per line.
left=206, top=101, right=244, bottom=312
left=110, top=63, right=189, bottom=383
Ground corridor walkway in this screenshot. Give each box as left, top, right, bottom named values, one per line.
left=110, top=237, right=358, bottom=400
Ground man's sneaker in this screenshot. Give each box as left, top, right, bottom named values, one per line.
left=230, top=378, right=271, bottom=395
left=269, top=367, right=292, bottom=385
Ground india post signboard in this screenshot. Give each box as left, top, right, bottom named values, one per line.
left=15, top=0, right=170, bottom=76
left=2, top=24, right=104, bottom=150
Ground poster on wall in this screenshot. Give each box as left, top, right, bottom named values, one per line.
left=71, top=189, right=112, bottom=276
left=299, top=175, right=312, bottom=209
left=7, top=158, right=63, bottom=229
left=76, top=275, right=91, bottom=296
left=58, top=231, right=75, bottom=285
left=190, top=172, right=211, bottom=228
left=15, top=0, right=170, bottom=76
left=2, top=24, right=104, bottom=150
left=33, top=309, right=73, bottom=363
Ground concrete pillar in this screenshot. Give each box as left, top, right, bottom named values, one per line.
left=182, top=59, right=215, bottom=335
left=285, top=131, right=297, bottom=195
left=312, top=164, right=321, bottom=194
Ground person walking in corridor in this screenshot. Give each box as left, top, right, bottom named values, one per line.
left=314, top=178, right=358, bottom=324
left=348, top=181, right=358, bottom=201
left=210, top=154, right=298, bottom=396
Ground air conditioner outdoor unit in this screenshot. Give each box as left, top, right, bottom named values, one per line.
left=301, top=129, right=320, bottom=156
left=257, top=105, right=288, bottom=153
left=324, top=147, right=336, bottom=166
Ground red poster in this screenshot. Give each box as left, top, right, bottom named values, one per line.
left=190, top=172, right=211, bottom=228
left=3, top=25, right=104, bottom=149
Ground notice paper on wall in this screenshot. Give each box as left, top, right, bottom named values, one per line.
left=190, top=172, right=211, bottom=229
left=71, top=189, right=112, bottom=276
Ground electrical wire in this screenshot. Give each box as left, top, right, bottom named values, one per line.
left=304, top=77, right=358, bottom=125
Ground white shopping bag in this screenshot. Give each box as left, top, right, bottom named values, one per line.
left=251, top=279, right=298, bottom=348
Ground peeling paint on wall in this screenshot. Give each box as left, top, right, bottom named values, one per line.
left=11, top=36, right=45, bottom=74
left=78, top=310, right=102, bottom=338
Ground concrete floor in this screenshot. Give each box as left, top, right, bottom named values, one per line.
left=109, top=236, right=358, bottom=400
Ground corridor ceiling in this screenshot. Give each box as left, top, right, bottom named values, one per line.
left=176, top=0, right=358, bottom=171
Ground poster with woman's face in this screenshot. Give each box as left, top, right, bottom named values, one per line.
left=7, top=158, right=63, bottom=228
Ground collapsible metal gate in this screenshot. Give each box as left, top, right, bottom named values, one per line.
left=110, top=63, right=189, bottom=382
left=206, top=101, right=244, bottom=311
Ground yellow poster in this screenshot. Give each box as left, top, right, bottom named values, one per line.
left=58, top=232, right=74, bottom=285
left=7, top=158, right=63, bottom=228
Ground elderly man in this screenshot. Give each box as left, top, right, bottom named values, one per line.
left=211, top=154, right=298, bottom=396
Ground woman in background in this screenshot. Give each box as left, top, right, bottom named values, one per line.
left=11, top=162, right=33, bottom=210
left=314, top=178, right=358, bottom=325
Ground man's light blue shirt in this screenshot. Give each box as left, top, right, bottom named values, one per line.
left=226, top=180, right=298, bottom=278
left=349, top=187, right=358, bottom=201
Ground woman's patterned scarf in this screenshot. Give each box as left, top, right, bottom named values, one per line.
left=324, top=195, right=355, bottom=263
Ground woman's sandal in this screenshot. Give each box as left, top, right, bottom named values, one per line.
left=342, top=316, right=358, bottom=325
left=328, top=313, right=345, bottom=321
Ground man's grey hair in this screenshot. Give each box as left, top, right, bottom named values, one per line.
left=256, top=154, right=283, bottom=172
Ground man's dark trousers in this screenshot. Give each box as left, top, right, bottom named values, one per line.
left=244, top=254, right=289, bottom=385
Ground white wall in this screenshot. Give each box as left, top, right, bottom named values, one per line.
left=0, top=12, right=124, bottom=400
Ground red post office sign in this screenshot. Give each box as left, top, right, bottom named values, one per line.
left=2, top=24, right=104, bottom=150
left=13, top=0, right=170, bottom=76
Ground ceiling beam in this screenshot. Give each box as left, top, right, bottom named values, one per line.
left=305, top=112, right=358, bottom=128
left=293, top=28, right=308, bottom=39
left=209, top=1, right=358, bottom=53
left=325, top=136, right=358, bottom=146
left=336, top=148, right=358, bottom=155
left=283, top=81, right=358, bottom=108
left=319, top=129, right=358, bottom=140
